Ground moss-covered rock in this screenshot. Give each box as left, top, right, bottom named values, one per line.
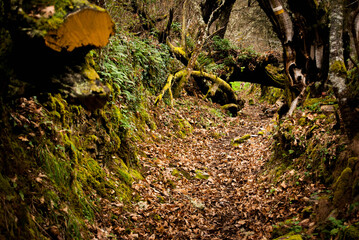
left=333, top=167, right=353, bottom=207
left=274, top=232, right=303, bottom=240
left=232, top=134, right=251, bottom=145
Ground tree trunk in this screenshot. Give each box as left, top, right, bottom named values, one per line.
left=335, top=1, right=359, bottom=150
left=257, top=0, right=330, bottom=98
left=200, top=0, right=236, bottom=37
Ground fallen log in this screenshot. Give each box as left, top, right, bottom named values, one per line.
left=191, top=70, right=238, bottom=104
left=4, top=1, right=114, bottom=110
left=45, top=7, right=115, bottom=52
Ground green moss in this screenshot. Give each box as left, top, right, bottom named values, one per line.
left=172, top=168, right=181, bottom=177
left=260, top=85, right=285, bottom=105
left=303, top=97, right=337, bottom=112
left=298, top=118, right=307, bottom=126
left=264, top=64, right=287, bottom=87
left=211, top=131, right=223, bottom=139
left=129, top=169, right=143, bottom=180
left=117, top=167, right=134, bottom=186
left=174, top=118, right=193, bottom=138
left=232, top=134, right=251, bottom=145
left=172, top=168, right=193, bottom=180
left=315, top=114, right=327, bottom=120
left=195, top=170, right=210, bottom=180
left=274, top=233, right=303, bottom=240
left=47, top=93, right=69, bottom=125
left=330, top=60, right=347, bottom=77
left=157, top=196, right=165, bottom=203
left=301, top=206, right=313, bottom=218
left=333, top=167, right=352, bottom=206
left=341, top=225, right=359, bottom=240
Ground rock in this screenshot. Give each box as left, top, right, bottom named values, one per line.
left=320, top=105, right=336, bottom=114
left=190, top=198, right=205, bottom=210
left=333, top=167, right=352, bottom=207
left=72, top=79, right=110, bottom=110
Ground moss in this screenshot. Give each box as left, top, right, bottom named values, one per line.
left=173, top=168, right=193, bottom=180
left=82, top=65, right=100, bottom=80
left=330, top=60, right=347, bottom=77
left=0, top=173, right=12, bottom=195
left=264, top=64, right=287, bottom=87
left=260, top=85, right=285, bottom=105
left=232, top=134, right=251, bottom=145
left=211, top=131, right=223, bottom=139
left=47, top=93, right=69, bottom=125
left=172, top=168, right=181, bottom=177
left=174, top=118, right=193, bottom=138
left=62, top=133, right=79, bottom=165
left=117, top=166, right=134, bottom=186
left=315, top=114, right=327, bottom=120
left=274, top=233, right=303, bottom=240
left=153, top=214, right=162, bottom=220
left=298, top=118, right=307, bottom=126
left=333, top=167, right=353, bottom=207
left=129, top=169, right=143, bottom=180
left=341, top=225, right=359, bottom=240
left=195, top=170, right=210, bottom=180
left=348, top=157, right=359, bottom=170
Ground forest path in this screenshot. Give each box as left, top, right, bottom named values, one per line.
left=116, top=97, right=318, bottom=239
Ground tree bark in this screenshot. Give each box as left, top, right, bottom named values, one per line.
left=200, top=0, right=236, bottom=38
left=257, top=0, right=330, bottom=111
left=258, top=0, right=330, bottom=85
left=335, top=1, right=359, bottom=148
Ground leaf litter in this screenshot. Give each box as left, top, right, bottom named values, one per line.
left=94, top=96, right=325, bottom=239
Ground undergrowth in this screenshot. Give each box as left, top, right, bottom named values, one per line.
left=0, top=32, right=174, bottom=239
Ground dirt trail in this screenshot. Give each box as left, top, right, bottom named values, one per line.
left=116, top=98, right=319, bottom=239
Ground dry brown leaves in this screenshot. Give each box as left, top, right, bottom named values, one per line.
left=95, top=97, right=324, bottom=239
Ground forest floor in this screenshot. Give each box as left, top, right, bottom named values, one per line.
left=97, top=94, right=326, bottom=239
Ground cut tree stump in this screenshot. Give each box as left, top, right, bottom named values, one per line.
left=45, top=7, right=115, bottom=52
